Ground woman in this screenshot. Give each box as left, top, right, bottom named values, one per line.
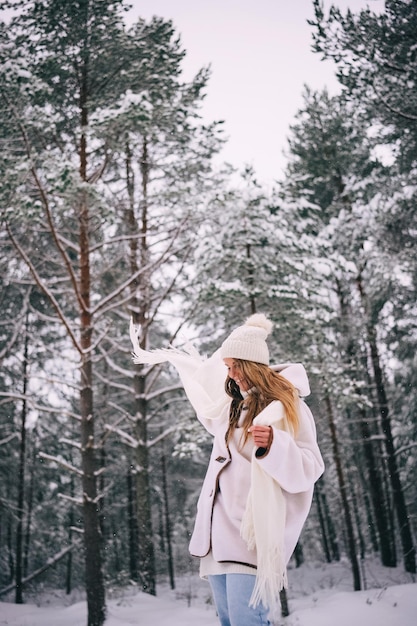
left=130, top=313, right=324, bottom=625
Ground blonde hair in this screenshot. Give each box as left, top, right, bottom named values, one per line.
left=225, top=359, right=299, bottom=445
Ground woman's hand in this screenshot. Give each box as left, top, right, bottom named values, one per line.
left=248, top=425, right=273, bottom=449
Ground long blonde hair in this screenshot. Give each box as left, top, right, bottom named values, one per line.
left=225, top=359, right=299, bottom=445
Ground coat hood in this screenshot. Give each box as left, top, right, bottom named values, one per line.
left=270, top=363, right=311, bottom=397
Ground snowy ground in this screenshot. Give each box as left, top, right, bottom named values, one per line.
left=1, top=558, right=416, bottom=626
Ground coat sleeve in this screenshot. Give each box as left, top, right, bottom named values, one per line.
left=256, top=399, right=324, bottom=494
left=196, top=401, right=230, bottom=436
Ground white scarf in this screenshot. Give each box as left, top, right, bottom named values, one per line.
left=240, top=401, right=288, bottom=612
left=129, top=319, right=229, bottom=419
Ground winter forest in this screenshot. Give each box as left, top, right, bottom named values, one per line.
left=0, top=1, right=416, bottom=625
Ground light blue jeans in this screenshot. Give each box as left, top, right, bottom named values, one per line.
left=208, top=573, right=271, bottom=626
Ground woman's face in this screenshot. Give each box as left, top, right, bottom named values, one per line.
left=223, top=358, right=250, bottom=392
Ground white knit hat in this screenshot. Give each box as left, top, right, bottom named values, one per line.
left=220, top=314, right=273, bottom=365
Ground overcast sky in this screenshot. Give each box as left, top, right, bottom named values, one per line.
left=129, top=0, right=385, bottom=184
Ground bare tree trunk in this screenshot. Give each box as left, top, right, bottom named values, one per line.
left=15, top=314, right=29, bottom=604
left=315, top=486, right=331, bottom=563
left=23, top=444, right=35, bottom=578
left=78, top=71, right=106, bottom=624
left=66, top=474, right=75, bottom=595
left=315, top=480, right=339, bottom=562
left=362, top=488, right=378, bottom=553
left=127, top=466, right=139, bottom=582
left=99, top=446, right=107, bottom=550
left=357, top=404, right=396, bottom=566
left=279, top=588, right=289, bottom=617
left=246, top=243, right=257, bottom=315
left=349, top=472, right=366, bottom=560
left=134, top=370, right=156, bottom=594
left=126, top=137, right=156, bottom=594
left=7, top=515, right=14, bottom=584
left=161, top=444, right=175, bottom=590
left=79, top=329, right=105, bottom=625
left=324, top=393, right=361, bottom=590
left=293, top=542, right=304, bottom=567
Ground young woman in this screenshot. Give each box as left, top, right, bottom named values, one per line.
left=130, top=313, right=324, bottom=625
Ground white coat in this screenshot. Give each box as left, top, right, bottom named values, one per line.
left=189, top=362, right=324, bottom=567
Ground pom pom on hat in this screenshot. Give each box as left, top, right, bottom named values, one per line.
left=220, top=313, right=273, bottom=365
left=244, top=313, right=273, bottom=335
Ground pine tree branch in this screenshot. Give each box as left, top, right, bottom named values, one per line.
left=58, top=493, right=84, bottom=506
left=103, top=424, right=138, bottom=448
left=0, top=433, right=19, bottom=446
left=0, top=287, right=31, bottom=362
left=1, top=91, right=87, bottom=313
left=91, top=218, right=189, bottom=318
left=148, top=424, right=178, bottom=448
left=59, top=437, right=82, bottom=450
left=0, top=393, right=81, bottom=421
left=147, top=242, right=193, bottom=327
left=4, top=222, right=83, bottom=354
left=38, top=452, right=83, bottom=476
left=379, top=92, right=417, bottom=122
left=0, top=539, right=83, bottom=597
left=94, top=369, right=133, bottom=394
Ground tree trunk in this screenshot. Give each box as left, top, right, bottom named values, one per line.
left=23, top=445, right=35, bottom=578
left=293, top=542, right=304, bottom=568
left=78, top=68, right=106, bottom=624
left=319, top=482, right=340, bottom=562
left=324, top=393, right=361, bottom=590
left=134, top=372, right=156, bottom=595
left=315, top=480, right=339, bottom=563
left=349, top=473, right=366, bottom=560
left=80, top=349, right=105, bottom=625
left=7, top=515, right=14, bottom=584
left=99, top=446, right=106, bottom=550
left=66, top=474, right=75, bottom=595
left=161, top=444, right=175, bottom=590
left=279, top=588, right=289, bottom=617
left=361, top=486, right=379, bottom=554
left=357, top=406, right=396, bottom=566
left=127, top=466, right=139, bottom=582
left=15, top=316, right=29, bottom=604
left=246, top=243, right=257, bottom=315
left=127, top=136, right=156, bottom=595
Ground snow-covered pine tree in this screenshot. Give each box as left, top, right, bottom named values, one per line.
left=280, top=84, right=416, bottom=577
left=0, top=0, right=227, bottom=611
left=311, top=0, right=417, bottom=574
